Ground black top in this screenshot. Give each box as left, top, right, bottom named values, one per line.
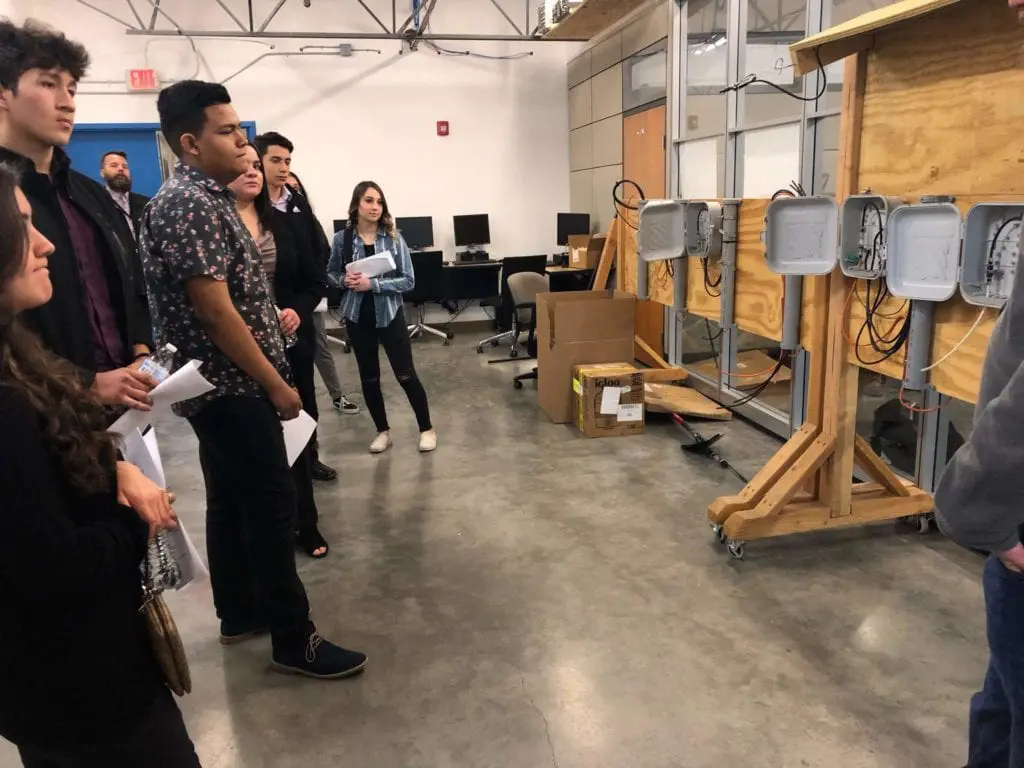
left=358, top=239, right=377, bottom=326
left=0, top=147, right=153, bottom=387
left=0, top=385, right=163, bottom=749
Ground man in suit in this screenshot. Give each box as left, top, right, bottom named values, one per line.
left=0, top=20, right=156, bottom=409
left=100, top=150, right=150, bottom=243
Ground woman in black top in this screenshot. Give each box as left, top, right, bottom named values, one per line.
left=229, top=144, right=330, bottom=559
left=0, top=167, right=201, bottom=765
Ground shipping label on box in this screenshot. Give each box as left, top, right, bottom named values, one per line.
left=573, top=363, right=645, bottom=438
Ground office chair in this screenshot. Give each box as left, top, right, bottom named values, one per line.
left=506, top=271, right=549, bottom=389
left=405, top=250, right=452, bottom=345
left=476, top=254, right=548, bottom=358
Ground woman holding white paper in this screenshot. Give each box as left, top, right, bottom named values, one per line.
left=229, top=144, right=330, bottom=559
left=0, top=166, right=199, bottom=763
left=328, top=182, right=435, bottom=454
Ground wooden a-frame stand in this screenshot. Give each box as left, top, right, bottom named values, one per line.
left=706, top=53, right=933, bottom=557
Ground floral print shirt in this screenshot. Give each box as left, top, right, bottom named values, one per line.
left=139, top=162, right=290, bottom=418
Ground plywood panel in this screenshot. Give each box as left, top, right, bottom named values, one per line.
left=859, top=2, right=1024, bottom=197
left=789, top=0, right=965, bottom=75
left=734, top=199, right=784, bottom=342
left=544, top=0, right=652, bottom=40
left=930, top=300, right=995, bottom=404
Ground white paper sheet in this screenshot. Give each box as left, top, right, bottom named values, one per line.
left=600, top=386, right=621, bottom=415
left=109, top=360, right=214, bottom=437
left=314, top=297, right=328, bottom=313
left=283, top=410, right=317, bottom=467
left=119, top=428, right=209, bottom=590
left=345, top=252, right=396, bottom=278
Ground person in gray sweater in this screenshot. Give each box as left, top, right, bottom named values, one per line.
left=935, top=4, right=1024, bottom=751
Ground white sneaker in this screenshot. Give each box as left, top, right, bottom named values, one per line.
left=418, top=429, right=437, bottom=453
left=369, top=432, right=392, bottom=454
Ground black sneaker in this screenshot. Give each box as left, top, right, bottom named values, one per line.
left=219, top=619, right=269, bottom=646
left=271, top=633, right=367, bottom=679
left=311, top=460, right=337, bottom=482
left=332, top=395, right=361, bottom=415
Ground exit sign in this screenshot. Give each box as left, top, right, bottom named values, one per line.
left=126, top=69, right=160, bottom=92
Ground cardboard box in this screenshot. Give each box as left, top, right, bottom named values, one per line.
left=536, top=290, right=635, bottom=423
left=568, top=234, right=605, bottom=269
left=573, top=363, right=645, bottom=438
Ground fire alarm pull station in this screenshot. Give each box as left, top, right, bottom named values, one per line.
left=437, top=121, right=450, bottom=137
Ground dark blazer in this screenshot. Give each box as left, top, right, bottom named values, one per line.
left=107, top=189, right=151, bottom=251
left=0, top=147, right=153, bottom=384
left=269, top=208, right=326, bottom=350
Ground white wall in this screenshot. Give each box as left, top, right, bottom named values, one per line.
left=0, top=0, right=573, bottom=263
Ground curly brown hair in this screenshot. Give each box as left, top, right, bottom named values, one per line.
left=0, top=163, right=118, bottom=494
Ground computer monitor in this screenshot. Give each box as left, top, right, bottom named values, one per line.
left=557, top=212, right=591, bottom=245
left=453, top=214, right=491, bottom=247
left=396, top=216, right=434, bottom=249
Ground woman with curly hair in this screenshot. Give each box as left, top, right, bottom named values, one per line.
left=0, top=162, right=200, bottom=765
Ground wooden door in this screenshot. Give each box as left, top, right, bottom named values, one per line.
left=622, top=104, right=667, bottom=367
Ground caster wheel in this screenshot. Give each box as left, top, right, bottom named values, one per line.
left=510, top=348, right=519, bottom=359
left=490, top=339, right=499, bottom=347
left=343, top=346, right=352, bottom=354
left=513, top=380, right=524, bottom=390
left=442, top=339, right=451, bottom=347
left=917, top=514, right=934, bottom=535
left=727, top=540, right=746, bottom=560
left=710, top=523, right=726, bottom=544
left=476, top=346, right=484, bottom=354
left=446, top=332, right=454, bottom=339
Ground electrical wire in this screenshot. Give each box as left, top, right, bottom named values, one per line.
left=423, top=41, right=533, bottom=60
left=920, top=308, right=987, bottom=372
left=726, top=357, right=787, bottom=409
left=720, top=48, right=827, bottom=102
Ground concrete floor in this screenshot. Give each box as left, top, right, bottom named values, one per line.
left=0, top=337, right=990, bottom=767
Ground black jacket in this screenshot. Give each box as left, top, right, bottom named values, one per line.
left=107, top=189, right=151, bottom=251
left=0, top=147, right=153, bottom=385
left=0, top=385, right=163, bottom=750
left=268, top=206, right=326, bottom=350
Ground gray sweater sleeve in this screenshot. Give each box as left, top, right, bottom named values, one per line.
left=934, top=361, right=1024, bottom=553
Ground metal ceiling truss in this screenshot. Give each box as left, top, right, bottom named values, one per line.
left=74, top=0, right=582, bottom=42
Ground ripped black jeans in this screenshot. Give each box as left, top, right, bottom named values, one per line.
left=345, top=306, right=432, bottom=434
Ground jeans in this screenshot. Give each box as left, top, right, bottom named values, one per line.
left=18, top=688, right=200, bottom=768
left=345, top=306, right=432, bottom=433
left=189, top=396, right=314, bottom=651
left=968, top=554, right=1024, bottom=767
left=312, top=312, right=343, bottom=401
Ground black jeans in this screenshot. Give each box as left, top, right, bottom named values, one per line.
left=188, top=396, right=314, bottom=651
left=346, top=306, right=432, bottom=433
left=288, top=332, right=320, bottom=533
left=18, top=688, right=200, bottom=767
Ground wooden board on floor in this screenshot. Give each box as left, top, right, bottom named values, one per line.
left=644, top=383, right=732, bottom=420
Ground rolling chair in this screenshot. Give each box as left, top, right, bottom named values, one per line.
left=405, top=250, right=452, bottom=346
left=477, top=254, right=548, bottom=358
left=506, top=271, right=549, bottom=389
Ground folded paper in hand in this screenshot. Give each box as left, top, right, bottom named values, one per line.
left=283, top=410, right=318, bottom=467
left=108, top=359, right=214, bottom=438
left=345, top=252, right=395, bottom=278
